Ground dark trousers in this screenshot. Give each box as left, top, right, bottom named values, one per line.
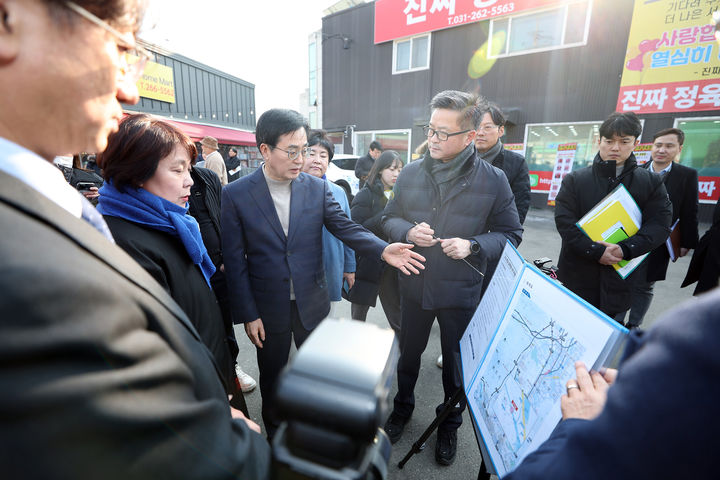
left=257, top=301, right=312, bottom=438
left=393, top=298, right=474, bottom=433
left=351, top=267, right=402, bottom=334
left=624, top=280, right=655, bottom=328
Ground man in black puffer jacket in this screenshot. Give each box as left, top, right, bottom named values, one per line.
left=381, top=90, right=523, bottom=466
left=555, top=112, right=672, bottom=321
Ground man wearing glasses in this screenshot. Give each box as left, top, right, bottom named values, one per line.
left=382, top=90, right=523, bottom=465
left=221, top=108, right=426, bottom=439
left=475, top=103, right=531, bottom=225
left=0, top=1, right=271, bottom=478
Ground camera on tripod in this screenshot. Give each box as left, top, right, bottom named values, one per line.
left=270, top=319, right=399, bottom=480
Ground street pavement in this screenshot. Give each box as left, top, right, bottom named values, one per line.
left=234, top=206, right=707, bottom=479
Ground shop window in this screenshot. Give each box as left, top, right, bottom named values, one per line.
left=355, top=130, right=412, bottom=164
left=675, top=117, right=720, bottom=178
left=489, top=0, right=592, bottom=58
left=524, top=122, right=602, bottom=173
left=393, top=34, right=431, bottom=74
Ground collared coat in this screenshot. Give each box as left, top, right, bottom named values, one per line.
left=221, top=168, right=386, bottom=332
left=640, top=161, right=699, bottom=282
left=555, top=154, right=672, bottom=315
left=382, top=151, right=523, bottom=311
left=0, top=170, right=270, bottom=479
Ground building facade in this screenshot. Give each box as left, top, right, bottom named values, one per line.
left=321, top=0, right=720, bottom=214
left=123, top=43, right=262, bottom=167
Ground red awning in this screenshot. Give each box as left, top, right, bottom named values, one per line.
left=123, top=112, right=256, bottom=146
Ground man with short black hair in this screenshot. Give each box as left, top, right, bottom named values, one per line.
left=555, top=112, right=672, bottom=321
left=0, top=0, right=270, bottom=478
left=475, top=103, right=531, bottom=224
left=221, top=108, right=425, bottom=438
left=382, top=90, right=523, bottom=465
left=623, top=127, right=699, bottom=328
left=226, top=146, right=242, bottom=183
left=355, top=140, right=383, bottom=188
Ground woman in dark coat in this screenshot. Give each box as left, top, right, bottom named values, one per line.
left=96, top=114, right=235, bottom=393
left=348, top=150, right=404, bottom=334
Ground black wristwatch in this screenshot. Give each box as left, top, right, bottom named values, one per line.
left=469, top=239, right=480, bottom=255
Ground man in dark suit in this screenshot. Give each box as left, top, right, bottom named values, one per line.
left=625, top=128, right=699, bottom=328
left=221, top=109, right=425, bottom=438
left=0, top=1, right=269, bottom=478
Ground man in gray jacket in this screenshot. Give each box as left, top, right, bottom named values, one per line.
left=382, top=90, right=523, bottom=466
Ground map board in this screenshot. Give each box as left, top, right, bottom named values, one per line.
left=460, top=242, right=627, bottom=477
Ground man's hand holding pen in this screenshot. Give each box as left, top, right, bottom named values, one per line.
left=410, top=222, right=484, bottom=276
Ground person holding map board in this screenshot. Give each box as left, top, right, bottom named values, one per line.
left=504, top=287, right=720, bottom=480
left=554, top=112, right=671, bottom=322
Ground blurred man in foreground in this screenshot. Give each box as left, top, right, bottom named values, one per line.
left=0, top=1, right=269, bottom=478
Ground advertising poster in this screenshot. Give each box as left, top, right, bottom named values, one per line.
left=547, top=143, right=576, bottom=205
left=633, top=143, right=653, bottom=165
left=128, top=54, right=176, bottom=104
left=617, top=0, right=720, bottom=114
left=374, top=0, right=567, bottom=43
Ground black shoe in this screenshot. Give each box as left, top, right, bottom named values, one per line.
left=383, top=412, right=409, bottom=444
left=435, top=429, right=457, bottom=466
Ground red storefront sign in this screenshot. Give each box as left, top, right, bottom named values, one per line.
left=699, top=176, right=720, bottom=203
left=530, top=170, right=719, bottom=204
left=617, top=79, right=720, bottom=114
left=374, top=0, right=567, bottom=44
left=528, top=171, right=552, bottom=192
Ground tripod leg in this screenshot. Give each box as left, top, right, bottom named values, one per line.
left=478, top=458, right=491, bottom=480
left=397, top=386, right=465, bottom=469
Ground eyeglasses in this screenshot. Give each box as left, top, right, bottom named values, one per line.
left=272, top=145, right=310, bottom=160
left=64, top=1, right=152, bottom=83
left=477, top=124, right=500, bottom=133
left=423, top=126, right=472, bottom=141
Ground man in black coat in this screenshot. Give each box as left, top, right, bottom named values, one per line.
left=475, top=103, right=531, bottom=224
left=354, top=140, right=383, bottom=188
left=225, top=147, right=243, bottom=183
left=624, top=128, right=699, bottom=328
left=555, top=112, right=672, bottom=321
left=382, top=90, right=523, bottom=466
left=0, top=1, right=270, bottom=478
left=189, top=166, right=257, bottom=399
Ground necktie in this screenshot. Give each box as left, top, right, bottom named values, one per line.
left=79, top=195, right=115, bottom=243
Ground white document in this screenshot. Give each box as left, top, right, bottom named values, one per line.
left=461, top=242, right=524, bottom=388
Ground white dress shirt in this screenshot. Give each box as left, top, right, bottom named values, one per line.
left=0, top=137, right=82, bottom=218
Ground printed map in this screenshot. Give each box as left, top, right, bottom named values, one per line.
left=472, top=292, right=586, bottom=472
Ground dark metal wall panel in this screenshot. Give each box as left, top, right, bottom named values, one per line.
left=124, top=47, right=256, bottom=130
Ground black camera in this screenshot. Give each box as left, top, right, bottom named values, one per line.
left=271, top=319, right=399, bottom=480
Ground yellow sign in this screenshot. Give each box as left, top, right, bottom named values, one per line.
left=131, top=56, right=176, bottom=104
left=617, top=0, right=720, bottom=114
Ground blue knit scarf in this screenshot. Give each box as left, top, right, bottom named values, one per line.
left=97, top=181, right=216, bottom=286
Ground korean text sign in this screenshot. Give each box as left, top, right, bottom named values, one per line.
left=617, top=0, right=720, bottom=114
left=374, top=0, right=567, bottom=44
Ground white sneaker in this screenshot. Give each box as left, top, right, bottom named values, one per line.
left=235, top=365, right=257, bottom=393
left=436, top=354, right=443, bottom=368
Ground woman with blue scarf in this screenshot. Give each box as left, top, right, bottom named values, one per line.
left=97, top=114, right=235, bottom=392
